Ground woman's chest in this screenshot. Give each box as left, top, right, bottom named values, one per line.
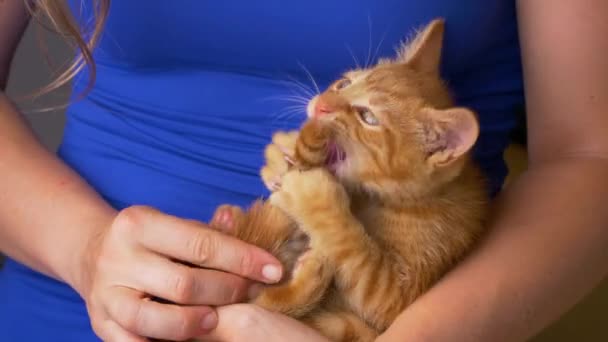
left=71, top=0, right=517, bottom=80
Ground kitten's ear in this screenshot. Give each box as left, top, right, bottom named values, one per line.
left=421, top=107, right=479, bottom=167
left=397, top=19, right=445, bottom=74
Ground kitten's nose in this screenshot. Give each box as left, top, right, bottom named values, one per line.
left=313, top=99, right=334, bottom=118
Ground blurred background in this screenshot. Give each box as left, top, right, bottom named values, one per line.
left=6, top=21, right=70, bottom=150
left=4, top=20, right=607, bottom=342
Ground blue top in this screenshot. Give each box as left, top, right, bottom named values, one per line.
left=0, top=1, right=523, bottom=340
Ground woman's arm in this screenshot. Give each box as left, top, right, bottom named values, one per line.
left=0, top=0, right=115, bottom=295
left=1, top=3, right=283, bottom=340
left=378, top=1, right=608, bottom=341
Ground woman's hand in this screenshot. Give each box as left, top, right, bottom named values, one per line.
left=81, top=205, right=283, bottom=342
left=198, top=304, right=331, bottom=342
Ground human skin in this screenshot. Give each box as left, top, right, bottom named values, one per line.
left=0, top=2, right=283, bottom=341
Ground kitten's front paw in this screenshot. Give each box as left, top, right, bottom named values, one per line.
left=261, top=131, right=299, bottom=192
left=293, top=119, right=333, bottom=169
left=270, top=168, right=349, bottom=230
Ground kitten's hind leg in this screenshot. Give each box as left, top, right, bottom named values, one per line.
left=252, top=250, right=333, bottom=318
left=271, top=169, right=408, bottom=330
left=212, top=202, right=331, bottom=317
left=303, top=308, right=378, bottom=342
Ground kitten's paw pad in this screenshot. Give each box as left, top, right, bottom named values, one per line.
left=210, top=205, right=244, bottom=234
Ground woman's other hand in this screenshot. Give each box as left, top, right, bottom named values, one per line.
left=199, top=304, right=331, bottom=342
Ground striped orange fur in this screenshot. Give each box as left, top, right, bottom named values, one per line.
left=210, top=19, right=489, bottom=342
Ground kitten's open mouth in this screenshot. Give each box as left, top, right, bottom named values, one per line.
left=325, top=141, right=346, bottom=173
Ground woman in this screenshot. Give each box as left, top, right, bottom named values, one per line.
left=1, top=1, right=607, bottom=341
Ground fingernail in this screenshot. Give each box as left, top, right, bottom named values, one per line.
left=201, top=311, right=218, bottom=330
left=248, top=283, right=264, bottom=300
left=262, top=264, right=282, bottom=283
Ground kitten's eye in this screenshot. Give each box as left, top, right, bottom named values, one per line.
left=354, top=106, right=380, bottom=126
left=334, top=78, right=352, bottom=90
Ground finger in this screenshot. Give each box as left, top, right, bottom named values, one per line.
left=131, top=208, right=282, bottom=283
left=196, top=305, right=252, bottom=342
left=196, top=305, right=276, bottom=342
left=100, top=319, right=149, bottom=342
left=105, top=286, right=218, bottom=341
left=134, top=253, right=252, bottom=305
left=198, top=304, right=327, bottom=342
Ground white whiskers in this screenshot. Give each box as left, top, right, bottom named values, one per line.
left=297, top=62, right=321, bottom=95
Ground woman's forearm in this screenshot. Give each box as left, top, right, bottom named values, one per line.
left=378, top=157, right=608, bottom=342
left=0, top=92, right=116, bottom=296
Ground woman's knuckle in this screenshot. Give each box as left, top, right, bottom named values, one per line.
left=122, top=301, right=146, bottom=333
left=171, top=270, right=196, bottom=302
left=239, top=249, right=256, bottom=276
left=174, top=310, right=197, bottom=340
left=114, top=206, right=149, bottom=232
left=189, top=232, right=215, bottom=265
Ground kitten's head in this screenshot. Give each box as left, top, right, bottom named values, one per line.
left=301, top=19, right=479, bottom=199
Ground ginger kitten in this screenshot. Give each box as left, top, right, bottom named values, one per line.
left=211, top=19, right=489, bottom=342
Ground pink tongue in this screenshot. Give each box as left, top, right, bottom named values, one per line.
left=325, top=143, right=339, bottom=166
left=325, top=143, right=346, bottom=174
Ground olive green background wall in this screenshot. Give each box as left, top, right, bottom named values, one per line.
left=505, top=147, right=608, bottom=342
